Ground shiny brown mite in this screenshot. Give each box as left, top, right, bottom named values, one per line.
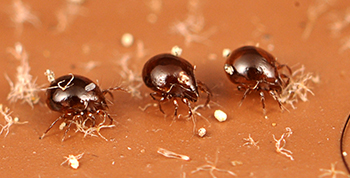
left=142, top=53, right=212, bottom=117
left=40, top=71, right=123, bottom=141
left=223, top=46, right=291, bottom=114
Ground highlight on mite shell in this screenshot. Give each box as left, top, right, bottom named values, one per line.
left=223, top=46, right=292, bottom=114
left=142, top=53, right=212, bottom=117
left=40, top=69, right=122, bottom=141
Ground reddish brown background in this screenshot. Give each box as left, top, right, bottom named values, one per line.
left=1, top=0, right=350, bottom=177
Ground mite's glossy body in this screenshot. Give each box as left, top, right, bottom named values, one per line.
left=224, top=46, right=291, bottom=113
left=142, top=53, right=211, bottom=116
left=41, top=73, right=113, bottom=140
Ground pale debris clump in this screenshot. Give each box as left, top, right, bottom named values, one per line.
left=61, top=152, right=84, bottom=169
left=319, top=162, right=348, bottom=178
left=6, top=43, right=40, bottom=107
left=171, top=45, right=183, bottom=56
left=157, top=148, right=190, bottom=161
left=170, top=0, right=216, bottom=46
left=191, top=150, right=237, bottom=178
left=72, top=116, right=115, bottom=141
left=329, top=8, right=350, bottom=36
left=115, top=39, right=148, bottom=99
left=231, top=161, right=243, bottom=167
left=0, top=104, right=28, bottom=137
left=116, top=54, right=143, bottom=99
left=146, top=0, right=162, bottom=23
left=56, top=0, right=87, bottom=32
left=198, top=127, right=206, bottom=137
left=243, top=134, right=260, bottom=150
left=10, top=0, right=41, bottom=35
left=214, top=110, right=227, bottom=122
left=278, top=65, right=319, bottom=109
left=272, top=127, right=294, bottom=161
left=302, top=0, right=336, bottom=39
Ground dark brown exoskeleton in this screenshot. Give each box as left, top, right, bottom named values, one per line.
left=142, top=53, right=212, bottom=117
left=40, top=70, right=123, bottom=141
left=223, top=46, right=292, bottom=114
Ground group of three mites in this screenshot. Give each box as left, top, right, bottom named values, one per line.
left=39, top=45, right=292, bottom=140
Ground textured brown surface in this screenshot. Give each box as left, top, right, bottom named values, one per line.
left=1, top=0, right=350, bottom=177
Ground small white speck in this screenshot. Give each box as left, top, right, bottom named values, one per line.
left=121, top=33, right=134, bottom=47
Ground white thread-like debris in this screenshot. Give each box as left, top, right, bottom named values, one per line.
left=170, top=0, right=216, bottom=46
left=6, top=43, right=40, bottom=107
left=116, top=54, right=143, bottom=99
left=0, top=104, right=28, bottom=137
left=319, top=162, right=348, bottom=178
left=72, top=116, right=115, bottom=141
left=157, top=148, right=190, bottom=161
left=278, top=65, right=319, bottom=109
left=273, top=127, right=294, bottom=161
left=10, top=0, right=41, bottom=35
left=243, top=134, right=260, bottom=149
left=192, top=150, right=237, bottom=177
left=56, top=0, right=87, bottom=32
left=302, top=0, right=336, bottom=39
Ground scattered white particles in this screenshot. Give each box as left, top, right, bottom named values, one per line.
left=171, top=46, right=183, bottom=56
left=61, top=153, right=84, bottom=169
left=214, top=110, right=227, bottom=122
left=198, top=127, right=206, bottom=137
left=121, top=33, right=134, bottom=47
left=222, top=48, right=231, bottom=58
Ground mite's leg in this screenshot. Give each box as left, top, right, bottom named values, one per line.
left=39, top=115, right=64, bottom=139
left=150, top=92, right=167, bottom=114
left=197, top=80, right=212, bottom=106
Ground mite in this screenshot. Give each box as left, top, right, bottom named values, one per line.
left=40, top=70, right=121, bottom=140
left=142, top=53, right=212, bottom=117
left=223, top=46, right=291, bottom=114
